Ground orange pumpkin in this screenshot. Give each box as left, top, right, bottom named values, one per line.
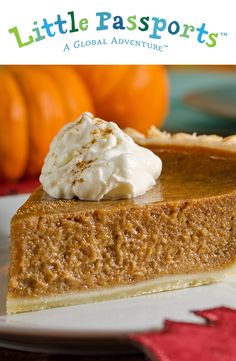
left=0, top=69, right=28, bottom=181
left=9, top=66, right=67, bottom=176
left=76, top=65, right=169, bottom=133
left=0, top=65, right=168, bottom=181
left=42, top=66, right=94, bottom=123
left=0, top=65, right=94, bottom=179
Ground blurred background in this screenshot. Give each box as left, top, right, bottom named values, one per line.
left=0, top=65, right=236, bottom=195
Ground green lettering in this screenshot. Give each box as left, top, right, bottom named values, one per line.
left=68, top=11, right=79, bottom=33
left=180, top=24, right=195, bottom=39
left=9, top=26, right=34, bottom=48
left=138, top=16, right=149, bottom=31
left=32, top=21, right=45, bottom=42
left=127, top=15, right=136, bottom=30
left=79, top=18, right=88, bottom=31
left=206, top=33, right=218, bottom=47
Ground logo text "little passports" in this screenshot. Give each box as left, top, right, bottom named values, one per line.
left=9, top=11, right=220, bottom=49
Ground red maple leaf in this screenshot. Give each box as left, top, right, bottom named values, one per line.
left=129, top=307, right=236, bottom=361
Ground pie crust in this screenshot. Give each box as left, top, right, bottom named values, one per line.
left=125, top=127, right=236, bottom=153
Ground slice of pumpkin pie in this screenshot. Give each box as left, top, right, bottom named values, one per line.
left=7, top=113, right=236, bottom=313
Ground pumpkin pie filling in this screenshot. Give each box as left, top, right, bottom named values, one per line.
left=8, top=143, right=236, bottom=313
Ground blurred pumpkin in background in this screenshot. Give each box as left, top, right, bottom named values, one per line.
left=75, top=65, right=169, bottom=133
left=0, top=65, right=94, bottom=180
left=0, top=68, right=28, bottom=181
left=0, top=65, right=168, bottom=181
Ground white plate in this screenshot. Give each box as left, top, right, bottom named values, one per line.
left=1, top=194, right=236, bottom=355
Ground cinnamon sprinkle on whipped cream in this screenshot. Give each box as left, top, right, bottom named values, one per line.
left=40, top=112, right=162, bottom=201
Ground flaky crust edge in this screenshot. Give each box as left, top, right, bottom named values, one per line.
left=125, top=127, right=236, bottom=153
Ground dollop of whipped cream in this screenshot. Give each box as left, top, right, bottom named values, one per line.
left=40, top=112, right=162, bottom=201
